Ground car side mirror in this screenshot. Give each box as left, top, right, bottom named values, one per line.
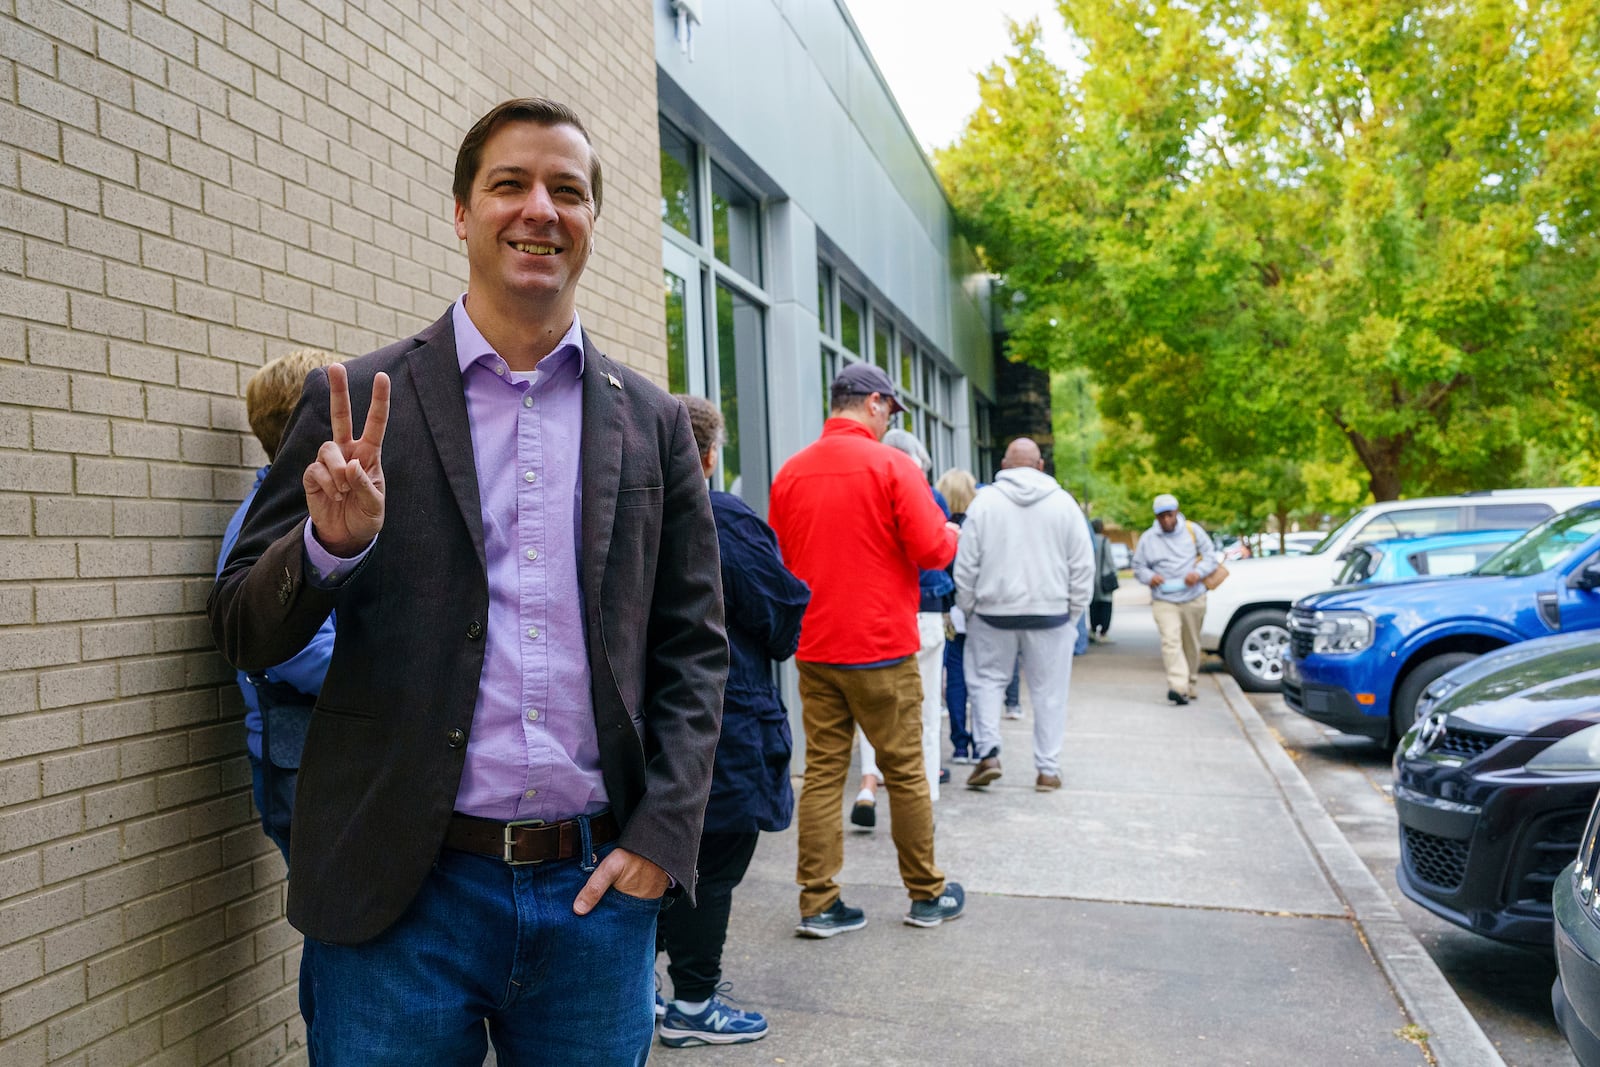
left=1575, top=562, right=1600, bottom=592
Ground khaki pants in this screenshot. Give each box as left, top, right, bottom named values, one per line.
left=1151, top=595, right=1206, bottom=695
left=796, top=658, right=944, bottom=916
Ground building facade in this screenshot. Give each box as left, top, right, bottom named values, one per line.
left=0, top=1, right=997, bottom=1062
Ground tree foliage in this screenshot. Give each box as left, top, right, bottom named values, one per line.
left=937, top=0, right=1600, bottom=508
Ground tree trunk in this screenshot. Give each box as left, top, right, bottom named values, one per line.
left=1337, top=424, right=1406, bottom=501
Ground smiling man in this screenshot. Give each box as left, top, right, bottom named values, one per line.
left=209, top=99, right=727, bottom=1066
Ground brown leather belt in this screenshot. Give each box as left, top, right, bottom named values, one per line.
left=444, top=811, right=620, bottom=865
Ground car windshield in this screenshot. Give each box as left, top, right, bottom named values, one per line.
left=1309, top=511, right=1362, bottom=555
left=1474, top=507, right=1600, bottom=577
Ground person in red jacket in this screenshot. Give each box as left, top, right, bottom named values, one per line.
left=769, top=363, right=967, bottom=936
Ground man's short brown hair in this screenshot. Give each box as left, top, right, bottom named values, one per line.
left=675, top=394, right=725, bottom=459
left=246, top=348, right=339, bottom=461
left=453, top=98, right=604, bottom=216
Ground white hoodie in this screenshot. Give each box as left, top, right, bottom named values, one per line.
left=954, top=467, right=1096, bottom=623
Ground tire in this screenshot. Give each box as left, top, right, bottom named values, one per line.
left=1223, top=609, right=1291, bottom=692
left=1390, top=651, right=1478, bottom=744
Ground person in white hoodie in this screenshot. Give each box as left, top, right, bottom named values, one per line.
left=954, top=438, right=1095, bottom=791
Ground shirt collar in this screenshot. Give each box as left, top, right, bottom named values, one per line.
left=822, top=417, right=877, bottom=441
left=451, top=296, right=586, bottom=381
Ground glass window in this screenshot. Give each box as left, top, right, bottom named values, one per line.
left=839, top=287, right=863, bottom=355
left=710, top=163, right=760, bottom=282
left=922, top=357, right=936, bottom=413
left=1337, top=547, right=1380, bottom=584
left=659, top=120, right=697, bottom=240
left=1358, top=507, right=1463, bottom=541
left=821, top=346, right=834, bottom=421
left=1473, top=503, right=1554, bottom=530
left=900, top=338, right=915, bottom=399
left=663, top=271, right=688, bottom=394
left=873, top=318, right=891, bottom=372
left=716, top=284, right=763, bottom=493
left=817, top=264, right=832, bottom=334
left=1478, top=509, right=1600, bottom=576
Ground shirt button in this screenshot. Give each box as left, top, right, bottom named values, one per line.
left=527, top=709, right=539, bottom=721
left=524, top=789, right=537, bottom=798
left=524, top=471, right=536, bottom=483
left=523, top=396, right=533, bottom=408
left=527, top=627, right=539, bottom=639
left=526, top=548, right=537, bottom=561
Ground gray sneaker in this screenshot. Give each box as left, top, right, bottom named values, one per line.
left=904, top=882, right=965, bottom=928
left=795, top=898, right=867, bottom=939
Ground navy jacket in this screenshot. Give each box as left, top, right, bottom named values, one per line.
left=705, top=490, right=810, bottom=833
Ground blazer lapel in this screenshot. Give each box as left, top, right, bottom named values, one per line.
left=580, top=332, right=623, bottom=617
left=408, top=311, right=487, bottom=570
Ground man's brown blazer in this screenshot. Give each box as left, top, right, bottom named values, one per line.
left=208, top=309, right=728, bottom=945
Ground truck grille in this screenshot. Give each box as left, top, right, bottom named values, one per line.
left=1402, top=826, right=1469, bottom=891
left=1288, top=608, right=1316, bottom=660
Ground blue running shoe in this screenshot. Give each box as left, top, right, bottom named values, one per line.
left=658, top=993, right=769, bottom=1047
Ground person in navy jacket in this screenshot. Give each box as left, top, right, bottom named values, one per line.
left=655, top=395, right=811, bottom=1048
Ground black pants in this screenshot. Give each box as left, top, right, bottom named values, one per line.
left=657, top=830, right=760, bottom=1002
left=1090, top=600, right=1114, bottom=636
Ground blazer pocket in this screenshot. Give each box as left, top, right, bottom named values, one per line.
left=617, top=485, right=664, bottom=509
left=315, top=703, right=376, bottom=724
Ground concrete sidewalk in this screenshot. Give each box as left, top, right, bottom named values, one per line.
left=653, top=595, right=1505, bottom=1066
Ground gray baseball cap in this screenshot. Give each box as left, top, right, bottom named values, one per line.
left=832, top=363, right=906, bottom=414
left=1153, top=493, right=1179, bottom=515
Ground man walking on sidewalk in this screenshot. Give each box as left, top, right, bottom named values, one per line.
left=769, top=363, right=967, bottom=936
left=1132, top=493, right=1218, bottom=705
left=954, top=438, right=1095, bottom=792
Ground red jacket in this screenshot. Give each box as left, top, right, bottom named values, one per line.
left=769, top=419, right=958, bottom=664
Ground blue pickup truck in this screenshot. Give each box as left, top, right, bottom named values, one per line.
left=1283, top=501, right=1600, bottom=743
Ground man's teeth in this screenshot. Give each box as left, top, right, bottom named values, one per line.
left=512, top=242, right=558, bottom=255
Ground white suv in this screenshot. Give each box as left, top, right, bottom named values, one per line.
left=1203, top=488, right=1600, bottom=691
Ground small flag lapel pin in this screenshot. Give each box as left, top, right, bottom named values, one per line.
left=607, top=372, right=622, bottom=389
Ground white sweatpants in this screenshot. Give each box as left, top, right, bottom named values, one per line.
left=964, top=615, right=1075, bottom=777
left=859, top=611, right=947, bottom=801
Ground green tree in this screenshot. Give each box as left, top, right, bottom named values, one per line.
left=937, top=1, right=1600, bottom=503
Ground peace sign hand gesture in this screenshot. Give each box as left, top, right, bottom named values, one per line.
left=303, top=364, right=390, bottom=557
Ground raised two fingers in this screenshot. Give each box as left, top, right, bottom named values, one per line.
left=327, top=365, right=391, bottom=453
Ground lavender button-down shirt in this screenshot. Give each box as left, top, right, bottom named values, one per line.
left=305, top=298, right=607, bottom=821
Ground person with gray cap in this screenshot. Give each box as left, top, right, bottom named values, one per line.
left=769, top=362, right=966, bottom=936
left=1131, top=493, right=1218, bottom=704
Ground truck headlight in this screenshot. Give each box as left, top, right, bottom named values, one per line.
left=1311, top=611, right=1374, bottom=654
left=1526, top=724, right=1600, bottom=775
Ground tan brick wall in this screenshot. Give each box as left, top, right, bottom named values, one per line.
left=0, top=1, right=664, bottom=1063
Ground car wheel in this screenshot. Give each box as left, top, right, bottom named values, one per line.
left=1224, top=609, right=1290, bottom=693
left=1390, top=652, right=1478, bottom=743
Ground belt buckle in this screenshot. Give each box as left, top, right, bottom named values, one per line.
left=503, top=818, right=547, bottom=865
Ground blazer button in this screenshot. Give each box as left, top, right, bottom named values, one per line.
left=446, top=728, right=466, bottom=748
left=466, top=621, right=483, bottom=640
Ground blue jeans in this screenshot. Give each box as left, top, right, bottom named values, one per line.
left=300, top=836, right=659, bottom=1066
left=1074, top=613, right=1089, bottom=656
left=944, top=634, right=972, bottom=754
